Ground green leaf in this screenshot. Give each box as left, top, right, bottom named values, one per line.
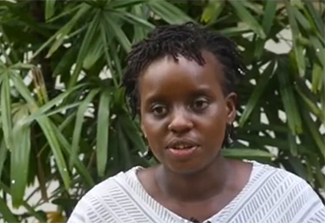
left=32, top=24, right=86, bottom=60
left=46, top=4, right=91, bottom=57
left=314, top=160, right=325, bottom=189
left=76, top=11, right=101, bottom=69
left=288, top=157, right=307, bottom=180
left=241, top=123, right=288, bottom=134
left=0, top=182, right=46, bottom=222
left=277, top=60, right=303, bottom=134
left=0, top=139, right=7, bottom=180
left=254, top=0, right=277, bottom=58
left=58, top=112, right=76, bottom=131
left=131, top=4, right=151, bottom=43
left=288, top=133, right=298, bottom=156
left=48, top=102, right=82, bottom=116
left=21, top=85, right=85, bottom=125
left=100, top=21, right=116, bottom=85
left=107, top=0, right=147, bottom=9
left=242, top=1, right=264, bottom=15
left=311, top=62, right=323, bottom=93
left=201, top=0, right=224, bottom=24
left=106, top=130, right=119, bottom=176
left=119, top=113, right=147, bottom=154
left=96, top=91, right=111, bottom=177
left=295, top=84, right=324, bottom=125
left=262, top=2, right=278, bottom=30
left=113, top=10, right=155, bottom=30
left=222, top=148, right=273, bottom=158
left=110, top=39, right=123, bottom=82
left=52, top=121, right=94, bottom=187
left=1, top=70, right=12, bottom=150
left=285, top=2, right=305, bottom=77
left=10, top=63, right=35, bottom=70
left=117, top=123, right=133, bottom=169
left=103, top=14, right=131, bottom=52
left=45, top=0, right=56, bottom=20
left=52, top=45, right=78, bottom=76
left=294, top=8, right=312, bottom=32
left=321, top=88, right=325, bottom=118
left=239, top=134, right=309, bottom=154
left=67, top=64, right=83, bottom=92
left=37, top=117, right=71, bottom=189
left=11, top=71, right=37, bottom=105
left=82, top=34, right=103, bottom=70
left=70, top=89, right=100, bottom=167
left=11, top=118, right=31, bottom=207
left=301, top=109, right=325, bottom=159
left=31, top=33, right=59, bottom=60
left=228, top=0, right=266, bottom=39
left=239, top=61, right=275, bottom=126
left=47, top=3, right=81, bottom=23
left=148, top=1, right=194, bottom=24
left=218, top=26, right=251, bottom=37
left=305, top=157, right=315, bottom=184
left=309, top=35, right=324, bottom=69
left=0, top=196, right=18, bottom=223
left=303, top=0, right=324, bottom=37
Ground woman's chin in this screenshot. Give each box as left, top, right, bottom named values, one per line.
left=163, top=161, right=208, bottom=176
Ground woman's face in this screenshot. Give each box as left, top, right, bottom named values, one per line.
left=139, top=51, right=236, bottom=174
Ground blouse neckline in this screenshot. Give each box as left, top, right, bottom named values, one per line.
left=127, top=160, right=260, bottom=223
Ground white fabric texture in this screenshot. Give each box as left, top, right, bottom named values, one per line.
left=67, top=161, right=325, bottom=223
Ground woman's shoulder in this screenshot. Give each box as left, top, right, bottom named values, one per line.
left=248, top=160, right=317, bottom=193
left=244, top=160, right=325, bottom=222
left=249, top=160, right=309, bottom=182
left=93, top=166, right=140, bottom=189
left=67, top=166, right=142, bottom=223
left=82, top=166, right=140, bottom=197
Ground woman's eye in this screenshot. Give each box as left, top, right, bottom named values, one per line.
left=192, top=98, right=209, bottom=111
left=151, top=105, right=167, bottom=116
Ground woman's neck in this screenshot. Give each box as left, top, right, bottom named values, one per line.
left=155, top=157, right=233, bottom=202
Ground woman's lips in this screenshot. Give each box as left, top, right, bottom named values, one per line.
left=167, top=146, right=199, bottom=160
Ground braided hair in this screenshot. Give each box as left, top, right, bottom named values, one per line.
left=122, top=22, right=246, bottom=149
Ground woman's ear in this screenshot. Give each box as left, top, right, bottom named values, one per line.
left=225, top=92, right=237, bottom=124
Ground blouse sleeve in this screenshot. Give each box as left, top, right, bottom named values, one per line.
left=66, top=197, right=90, bottom=223
left=306, top=205, right=325, bottom=223
left=276, top=168, right=325, bottom=223
left=298, top=181, right=325, bottom=223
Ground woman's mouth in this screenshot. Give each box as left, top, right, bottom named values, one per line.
left=166, top=142, right=200, bottom=160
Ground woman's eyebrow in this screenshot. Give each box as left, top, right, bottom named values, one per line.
left=189, top=87, right=214, bottom=97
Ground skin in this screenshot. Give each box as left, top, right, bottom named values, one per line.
left=137, top=51, right=252, bottom=222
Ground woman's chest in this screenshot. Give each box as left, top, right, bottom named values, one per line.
left=156, top=192, right=237, bottom=223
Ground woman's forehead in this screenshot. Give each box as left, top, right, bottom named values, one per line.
left=140, top=51, right=225, bottom=87
left=138, top=52, right=225, bottom=102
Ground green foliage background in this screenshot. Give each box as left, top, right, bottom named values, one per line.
left=0, top=0, right=324, bottom=222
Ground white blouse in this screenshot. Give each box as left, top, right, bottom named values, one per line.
left=67, top=161, right=325, bottom=223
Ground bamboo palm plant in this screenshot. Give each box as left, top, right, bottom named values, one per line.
left=0, top=0, right=324, bottom=222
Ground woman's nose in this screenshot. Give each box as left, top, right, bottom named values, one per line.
left=167, top=109, right=194, bottom=134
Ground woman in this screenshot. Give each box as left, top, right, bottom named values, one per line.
left=67, top=22, right=325, bottom=223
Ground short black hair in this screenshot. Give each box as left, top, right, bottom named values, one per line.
left=122, top=22, right=246, bottom=148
